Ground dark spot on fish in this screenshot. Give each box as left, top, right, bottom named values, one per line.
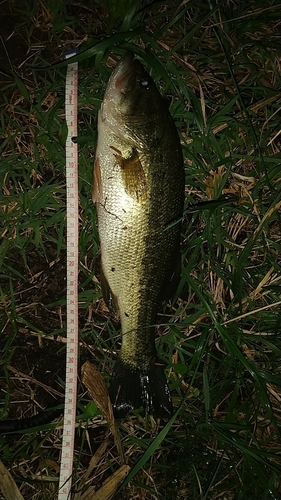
left=111, top=267, right=115, bottom=272
left=124, top=312, right=129, bottom=317
left=122, top=226, right=127, bottom=230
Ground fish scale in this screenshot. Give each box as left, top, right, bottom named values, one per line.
left=93, top=52, right=185, bottom=417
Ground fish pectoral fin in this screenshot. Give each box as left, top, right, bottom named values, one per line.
left=100, top=264, right=119, bottom=316
left=93, top=156, right=102, bottom=204
left=110, top=146, right=147, bottom=202
left=109, top=358, right=173, bottom=418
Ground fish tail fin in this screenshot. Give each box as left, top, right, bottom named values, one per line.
left=109, top=358, right=173, bottom=418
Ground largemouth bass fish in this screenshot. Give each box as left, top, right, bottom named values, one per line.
left=93, top=52, right=185, bottom=418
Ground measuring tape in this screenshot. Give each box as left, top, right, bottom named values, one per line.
left=58, top=49, right=79, bottom=499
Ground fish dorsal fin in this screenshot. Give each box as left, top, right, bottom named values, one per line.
left=110, top=146, right=148, bottom=202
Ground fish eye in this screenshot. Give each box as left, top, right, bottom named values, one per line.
left=141, top=78, right=150, bottom=89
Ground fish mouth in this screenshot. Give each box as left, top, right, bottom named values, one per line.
left=113, top=52, right=139, bottom=94
left=102, top=52, right=145, bottom=122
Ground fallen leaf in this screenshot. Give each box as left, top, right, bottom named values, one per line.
left=81, top=361, right=124, bottom=462
left=0, top=460, right=25, bottom=500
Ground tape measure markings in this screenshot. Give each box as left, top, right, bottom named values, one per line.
left=58, top=49, right=79, bottom=499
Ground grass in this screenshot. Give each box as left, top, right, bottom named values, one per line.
left=0, top=0, right=281, bottom=499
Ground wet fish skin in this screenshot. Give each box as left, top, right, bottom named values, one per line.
left=93, top=52, right=185, bottom=417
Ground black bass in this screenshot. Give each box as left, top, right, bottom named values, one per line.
left=93, top=52, right=185, bottom=418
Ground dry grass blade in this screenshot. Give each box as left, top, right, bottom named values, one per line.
left=80, top=465, right=130, bottom=500
left=81, top=361, right=124, bottom=463
left=211, top=93, right=281, bottom=135
left=77, top=439, right=109, bottom=488
left=0, top=461, right=25, bottom=500
left=222, top=300, right=281, bottom=326
left=7, top=365, right=65, bottom=398
left=74, top=439, right=110, bottom=499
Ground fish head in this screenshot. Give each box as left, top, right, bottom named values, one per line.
left=102, top=52, right=166, bottom=121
